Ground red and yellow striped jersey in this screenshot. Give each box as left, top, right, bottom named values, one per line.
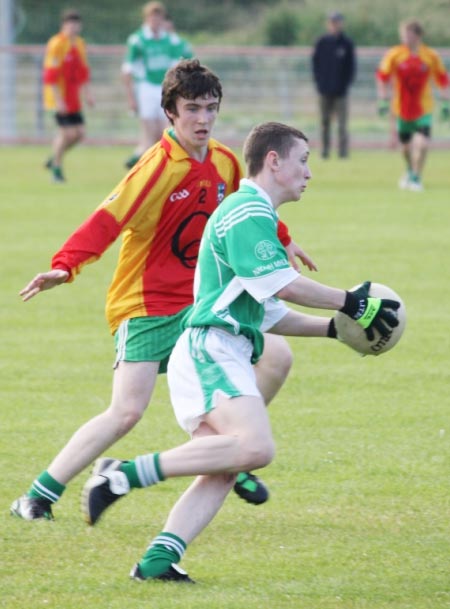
left=43, top=32, right=90, bottom=113
left=377, top=44, right=449, bottom=120
left=52, top=131, right=291, bottom=333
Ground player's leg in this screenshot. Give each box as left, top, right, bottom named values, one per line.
left=336, top=95, right=349, bottom=158
left=10, top=314, right=176, bottom=520
left=253, top=333, right=292, bottom=406
left=231, top=334, right=292, bottom=502
left=49, top=115, right=85, bottom=181
left=125, top=84, right=165, bottom=169
left=131, top=423, right=236, bottom=582
left=319, top=95, right=331, bottom=159
left=408, top=123, right=431, bottom=190
left=10, top=361, right=159, bottom=521
left=397, top=119, right=415, bottom=189
left=81, top=328, right=275, bottom=525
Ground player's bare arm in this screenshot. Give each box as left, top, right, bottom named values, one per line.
left=20, top=269, right=69, bottom=302
left=268, top=309, right=330, bottom=337
left=277, top=275, right=345, bottom=310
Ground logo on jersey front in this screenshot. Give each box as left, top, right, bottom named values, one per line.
left=217, top=182, right=226, bottom=203
left=169, top=189, right=190, bottom=202
left=101, top=192, right=119, bottom=206
left=255, top=240, right=277, bottom=261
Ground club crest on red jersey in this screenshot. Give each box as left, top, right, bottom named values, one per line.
left=217, top=182, right=226, bottom=203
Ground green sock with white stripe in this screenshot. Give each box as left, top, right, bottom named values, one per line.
left=28, top=471, right=66, bottom=503
left=119, top=453, right=165, bottom=488
left=138, top=532, right=186, bottom=578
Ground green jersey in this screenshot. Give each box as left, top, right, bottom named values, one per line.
left=123, top=26, right=193, bottom=85
left=184, top=179, right=298, bottom=361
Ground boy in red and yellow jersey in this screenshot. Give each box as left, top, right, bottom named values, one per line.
left=11, top=61, right=317, bottom=538
left=376, top=19, right=450, bottom=191
left=43, top=9, right=94, bottom=182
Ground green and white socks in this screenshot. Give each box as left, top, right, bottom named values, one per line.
left=138, top=532, right=187, bottom=578
left=119, top=453, right=164, bottom=488
left=28, top=471, right=66, bottom=504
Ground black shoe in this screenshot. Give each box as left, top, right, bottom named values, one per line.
left=130, top=563, right=195, bottom=583
left=10, top=495, right=54, bottom=521
left=44, top=157, right=53, bottom=170
left=81, top=458, right=129, bottom=525
left=233, top=472, right=269, bottom=505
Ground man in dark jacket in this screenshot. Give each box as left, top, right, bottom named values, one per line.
left=312, top=12, right=356, bottom=158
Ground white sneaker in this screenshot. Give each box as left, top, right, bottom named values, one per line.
left=398, top=174, right=411, bottom=190
left=10, top=495, right=54, bottom=520
left=408, top=179, right=424, bottom=192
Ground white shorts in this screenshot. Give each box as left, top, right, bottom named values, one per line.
left=167, top=327, right=261, bottom=434
left=135, top=82, right=166, bottom=121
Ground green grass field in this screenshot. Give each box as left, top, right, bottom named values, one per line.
left=1, top=145, right=449, bottom=609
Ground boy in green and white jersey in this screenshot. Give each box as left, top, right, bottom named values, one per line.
left=122, top=2, right=193, bottom=168
left=183, top=179, right=298, bottom=363
left=82, top=122, right=400, bottom=582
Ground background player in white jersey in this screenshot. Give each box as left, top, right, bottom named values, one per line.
left=122, top=1, right=193, bottom=169
left=82, top=122, right=399, bottom=582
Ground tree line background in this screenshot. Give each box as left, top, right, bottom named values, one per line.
left=14, top=0, right=450, bottom=46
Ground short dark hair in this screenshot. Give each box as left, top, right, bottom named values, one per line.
left=161, top=59, right=222, bottom=121
left=61, top=8, right=82, bottom=23
left=243, top=122, right=308, bottom=177
left=401, top=19, right=424, bottom=37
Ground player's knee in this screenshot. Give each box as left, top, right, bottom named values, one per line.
left=108, top=404, right=144, bottom=436
left=239, top=437, right=275, bottom=470
left=265, top=337, right=293, bottom=382
left=73, top=128, right=85, bottom=144
left=276, top=341, right=293, bottom=380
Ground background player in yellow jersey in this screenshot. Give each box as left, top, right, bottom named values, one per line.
left=11, top=60, right=316, bottom=525
left=42, top=9, right=95, bottom=183
left=376, top=19, right=450, bottom=191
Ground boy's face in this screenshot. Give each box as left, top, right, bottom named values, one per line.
left=400, top=26, right=419, bottom=47
left=63, top=19, right=82, bottom=37
left=167, top=94, right=220, bottom=153
left=275, top=138, right=312, bottom=204
left=145, top=10, right=164, bottom=32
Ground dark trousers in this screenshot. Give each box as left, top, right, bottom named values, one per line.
left=318, top=95, right=349, bottom=158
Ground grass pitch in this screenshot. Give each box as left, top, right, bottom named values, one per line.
left=1, top=145, right=449, bottom=609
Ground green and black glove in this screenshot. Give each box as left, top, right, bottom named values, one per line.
left=340, top=281, right=400, bottom=341
left=377, top=99, right=390, bottom=117
left=439, top=100, right=450, bottom=121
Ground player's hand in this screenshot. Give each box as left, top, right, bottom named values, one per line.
left=340, top=280, right=400, bottom=341
left=377, top=99, right=390, bottom=117
left=285, top=240, right=318, bottom=272
left=19, top=269, right=69, bottom=302
left=439, top=101, right=450, bottom=121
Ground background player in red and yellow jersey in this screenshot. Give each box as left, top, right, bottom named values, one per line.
left=11, top=60, right=317, bottom=536
left=376, top=19, right=450, bottom=191
left=43, top=9, right=94, bottom=182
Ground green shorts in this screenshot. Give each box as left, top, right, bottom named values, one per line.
left=114, top=307, right=191, bottom=373
left=397, top=114, right=432, bottom=143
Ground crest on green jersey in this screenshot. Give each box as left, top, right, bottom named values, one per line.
left=254, top=240, right=277, bottom=261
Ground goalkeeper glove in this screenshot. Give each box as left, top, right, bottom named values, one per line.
left=439, top=100, right=450, bottom=121
left=377, top=99, right=390, bottom=117
left=340, top=280, right=400, bottom=341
